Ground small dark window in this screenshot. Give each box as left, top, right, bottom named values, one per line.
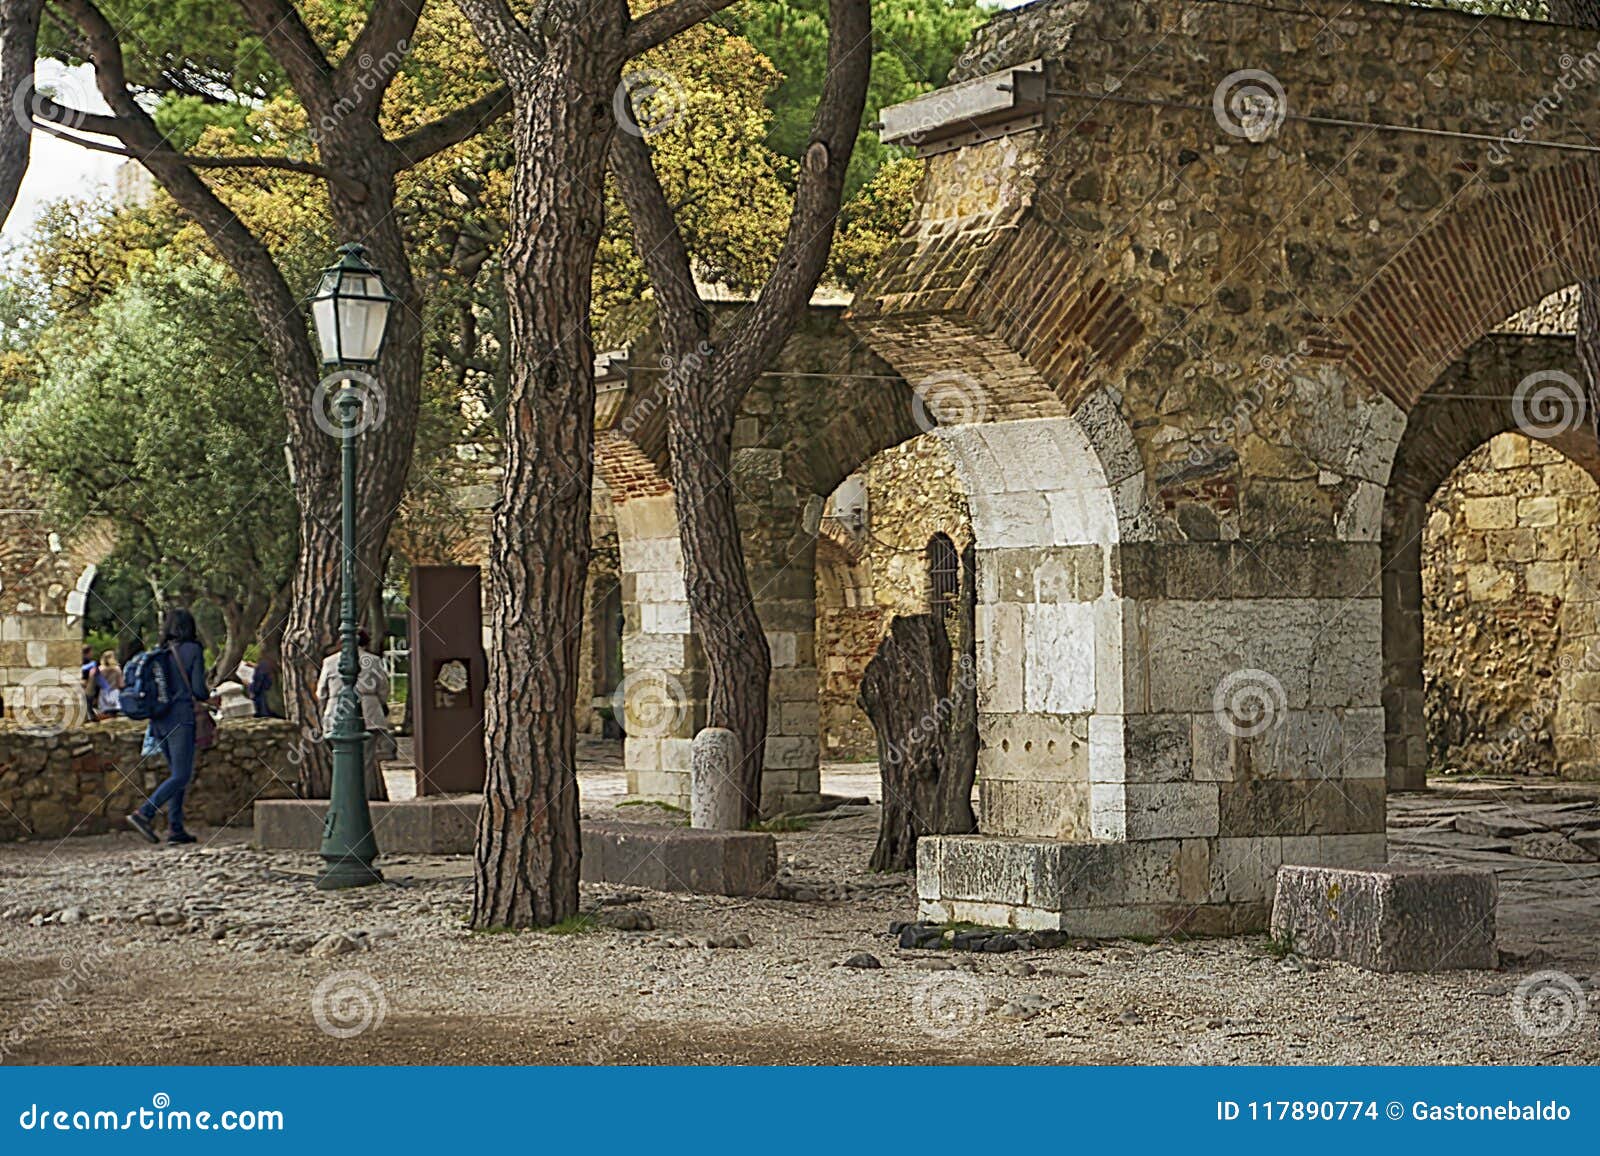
left=927, top=533, right=959, bottom=610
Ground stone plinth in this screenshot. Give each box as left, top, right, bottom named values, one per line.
left=254, top=802, right=776, bottom=898
left=583, top=821, right=776, bottom=897
left=1270, top=864, right=1498, bottom=972
left=254, top=796, right=480, bottom=854
left=918, top=832, right=1387, bottom=938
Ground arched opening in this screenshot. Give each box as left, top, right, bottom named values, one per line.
left=813, top=436, right=972, bottom=765
left=1382, top=327, right=1600, bottom=790
left=1422, top=432, right=1600, bottom=779
left=926, top=532, right=960, bottom=616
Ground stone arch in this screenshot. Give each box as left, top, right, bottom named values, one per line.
left=937, top=406, right=1136, bottom=842
left=1323, top=161, right=1600, bottom=414
left=1382, top=333, right=1600, bottom=790
left=598, top=314, right=936, bottom=813
left=0, top=461, right=116, bottom=723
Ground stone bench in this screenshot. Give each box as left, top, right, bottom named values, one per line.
left=1270, top=864, right=1498, bottom=972
left=253, top=799, right=775, bottom=898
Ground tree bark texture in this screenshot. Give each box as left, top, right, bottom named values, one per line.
left=457, top=0, right=628, bottom=928
left=0, top=0, right=41, bottom=230
left=858, top=545, right=978, bottom=872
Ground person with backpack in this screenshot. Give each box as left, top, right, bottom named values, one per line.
left=125, top=609, right=210, bottom=846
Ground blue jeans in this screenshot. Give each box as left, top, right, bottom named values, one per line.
left=139, top=723, right=196, bottom=835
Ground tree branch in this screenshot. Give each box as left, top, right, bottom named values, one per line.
left=718, top=0, right=870, bottom=395
left=233, top=0, right=336, bottom=120
left=30, top=116, right=343, bottom=185
left=387, top=85, right=511, bottom=168
left=337, top=0, right=424, bottom=106
left=624, top=0, right=741, bottom=57
left=610, top=124, right=707, bottom=342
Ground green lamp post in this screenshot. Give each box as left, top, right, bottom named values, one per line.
left=308, top=242, right=396, bottom=890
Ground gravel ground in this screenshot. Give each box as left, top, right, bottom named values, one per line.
left=2, top=764, right=1598, bottom=1066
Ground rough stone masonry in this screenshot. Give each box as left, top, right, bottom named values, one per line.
left=844, top=0, right=1600, bottom=934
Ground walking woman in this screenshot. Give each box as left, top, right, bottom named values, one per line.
left=126, top=609, right=209, bottom=845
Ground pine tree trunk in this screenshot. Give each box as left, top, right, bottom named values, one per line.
left=608, top=0, right=871, bottom=825
left=0, top=0, right=41, bottom=230
left=667, top=383, right=773, bottom=824
left=463, top=3, right=626, bottom=929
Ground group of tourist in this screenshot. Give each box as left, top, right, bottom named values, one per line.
left=80, top=646, right=126, bottom=721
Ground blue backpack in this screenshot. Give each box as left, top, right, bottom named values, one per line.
left=120, top=648, right=177, bottom=721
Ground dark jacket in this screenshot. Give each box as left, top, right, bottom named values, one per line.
left=151, top=640, right=208, bottom=737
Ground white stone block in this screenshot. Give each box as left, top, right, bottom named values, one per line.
left=1087, top=714, right=1126, bottom=784
left=641, top=602, right=690, bottom=635
left=1045, top=487, right=1118, bottom=547
left=634, top=570, right=687, bottom=603
left=975, top=603, right=1025, bottom=713
left=1023, top=602, right=1096, bottom=714
left=1089, top=780, right=1127, bottom=840
left=766, top=631, right=798, bottom=669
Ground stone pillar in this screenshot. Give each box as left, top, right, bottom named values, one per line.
left=1382, top=497, right=1430, bottom=791
left=615, top=492, right=705, bottom=806
left=731, top=442, right=823, bottom=815
left=690, top=726, right=743, bottom=830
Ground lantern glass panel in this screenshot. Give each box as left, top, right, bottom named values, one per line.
left=312, top=296, right=340, bottom=363
left=337, top=295, right=390, bottom=364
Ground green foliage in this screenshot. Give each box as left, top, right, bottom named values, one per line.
left=37, top=0, right=283, bottom=101
left=3, top=250, right=294, bottom=645
left=729, top=0, right=992, bottom=197
left=829, top=155, right=920, bottom=288
left=82, top=556, right=162, bottom=653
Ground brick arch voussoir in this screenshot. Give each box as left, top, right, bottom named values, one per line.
left=1326, top=160, right=1600, bottom=414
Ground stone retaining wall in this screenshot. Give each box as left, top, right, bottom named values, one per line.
left=0, top=719, right=299, bottom=840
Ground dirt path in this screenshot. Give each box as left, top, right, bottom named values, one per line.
left=1, top=773, right=1598, bottom=1066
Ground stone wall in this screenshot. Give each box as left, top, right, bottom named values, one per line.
left=0, top=719, right=299, bottom=840
left=816, top=434, right=972, bottom=761
left=0, top=462, right=114, bottom=722
left=1423, top=433, right=1600, bottom=778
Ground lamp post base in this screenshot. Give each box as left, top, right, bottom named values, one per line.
left=315, top=856, right=385, bottom=891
